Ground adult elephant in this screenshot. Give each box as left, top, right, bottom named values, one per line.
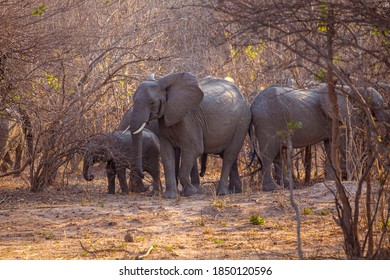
left=83, top=130, right=161, bottom=195
left=118, top=107, right=201, bottom=187
left=251, top=85, right=389, bottom=191
left=129, top=73, right=251, bottom=199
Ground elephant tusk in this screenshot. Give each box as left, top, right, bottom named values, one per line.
left=122, top=125, right=130, bottom=134
left=133, top=122, right=146, bottom=134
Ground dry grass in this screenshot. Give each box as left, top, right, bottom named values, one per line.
left=0, top=169, right=353, bottom=260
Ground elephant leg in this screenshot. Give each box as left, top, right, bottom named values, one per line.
left=216, top=153, right=236, bottom=195
left=146, top=162, right=162, bottom=196
left=199, top=153, right=208, bottom=177
left=274, top=151, right=283, bottom=186
left=174, top=148, right=181, bottom=186
left=129, top=172, right=147, bottom=193
left=261, top=153, right=281, bottom=191
left=228, top=159, right=242, bottom=193
left=217, top=130, right=247, bottom=195
left=179, top=150, right=199, bottom=197
left=106, top=161, right=116, bottom=194
left=274, top=150, right=291, bottom=188
left=129, top=152, right=147, bottom=193
left=117, top=166, right=129, bottom=194
left=323, top=139, right=334, bottom=180
left=175, top=149, right=200, bottom=189
left=190, top=161, right=201, bottom=190
left=161, top=139, right=178, bottom=199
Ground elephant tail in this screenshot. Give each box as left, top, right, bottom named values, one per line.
left=246, top=124, right=262, bottom=170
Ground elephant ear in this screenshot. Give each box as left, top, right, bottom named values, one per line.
left=158, top=72, right=204, bottom=127
left=319, top=87, right=350, bottom=124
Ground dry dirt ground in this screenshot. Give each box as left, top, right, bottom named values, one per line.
left=0, top=170, right=357, bottom=260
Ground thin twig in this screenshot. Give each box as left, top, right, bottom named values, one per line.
left=79, top=241, right=97, bottom=258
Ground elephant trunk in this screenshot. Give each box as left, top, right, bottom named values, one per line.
left=129, top=106, right=150, bottom=179
left=131, top=131, right=144, bottom=179
left=83, top=155, right=94, bottom=181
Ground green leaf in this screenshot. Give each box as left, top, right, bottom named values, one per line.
left=214, top=238, right=223, bottom=244
left=245, top=45, right=257, bottom=58
left=230, top=48, right=239, bottom=58
left=249, top=214, right=265, bottom=225
left=12, top=95, right=21, bottom=102
left=287, top=120, right=302, bottom=130
left=314, top=70, right=326, bottom=81
left=276, top=130, right=286, bottom=138
left=32, top=4, right=46, bottom=16
left=317, top=24, right=327, bottom=32
left=303, top=208, right=313, bottom=215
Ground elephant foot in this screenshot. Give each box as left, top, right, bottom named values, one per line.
left=228, top=186, right=242, bottom=194
left=196, top=185, right=205, bottom=194
left=216, top=186, right=229, bottom=196
left=132, top=185, right=149, bottom=193
left=182, top=185, right=198, bottom=197
left=145, top=190, right=158, bottom=197
left=228, top=183, right=242, bottom=194
left=283, top=181, right=297, bottom=190
left=148, top=185, right=161, bottom=197
left=262, top=182, right=280, bottom=192
left=163, top=189, right=177, bottom=199
left=121, top=186, right=130, bottom=194
left=107, top=186, right=116, bottom=194
left=134, top=187, right=149, bottom=193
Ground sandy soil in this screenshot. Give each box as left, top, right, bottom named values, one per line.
left=0, top=172, right=360, bottom=260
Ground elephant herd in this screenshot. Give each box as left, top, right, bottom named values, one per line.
left=80, top=72, right=388, bottom=199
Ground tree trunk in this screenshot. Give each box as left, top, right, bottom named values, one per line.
left=326, top=3, right=360, bottom=259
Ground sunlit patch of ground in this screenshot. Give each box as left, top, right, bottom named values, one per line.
left=0, top=172, right=355, bottom=260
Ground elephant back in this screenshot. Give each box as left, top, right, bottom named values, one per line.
left=200, top=77, right=246, bottom=101
left=196, top=76, right=251, bottom=153
left=199, top=77, right=249, bottom=115
left=251, top=86, right=322, bottom=120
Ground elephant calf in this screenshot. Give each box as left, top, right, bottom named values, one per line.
left=83, top=129, right=161, bottom=195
